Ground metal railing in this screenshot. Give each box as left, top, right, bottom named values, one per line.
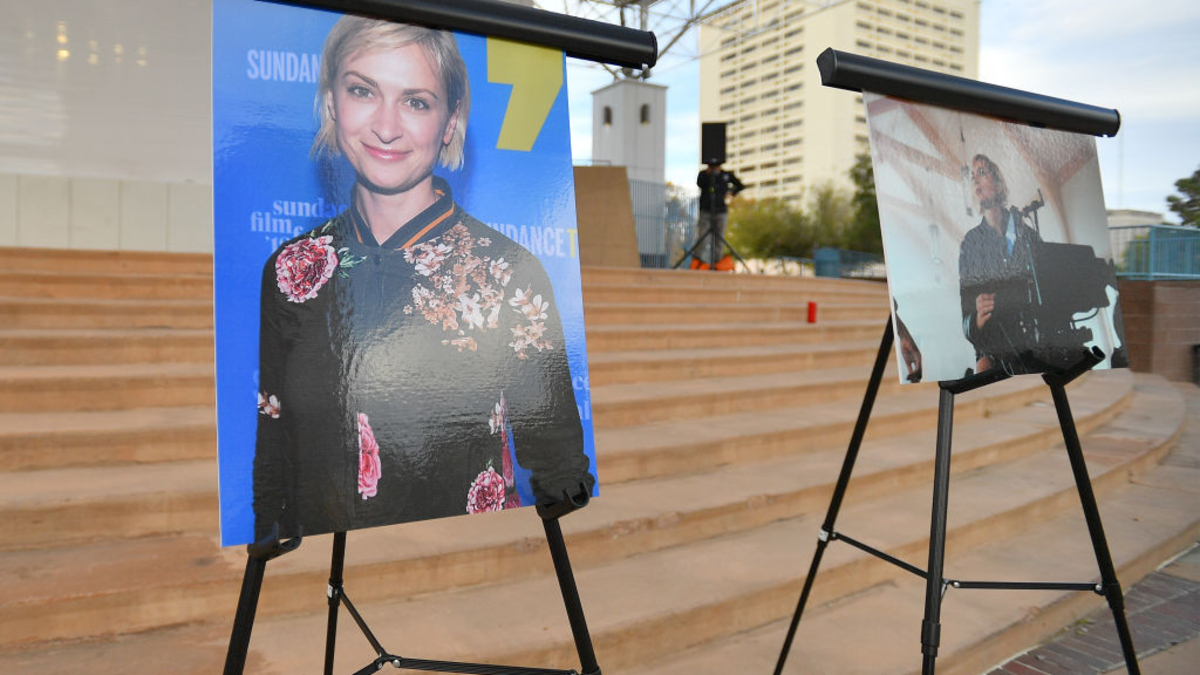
left=629, top=179, right=697, bottom=269
left=1111, top=224, right=1200, bottom=280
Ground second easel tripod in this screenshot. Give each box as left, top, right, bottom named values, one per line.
left=773, top=319, right=1142, bottom=675
left=672, top=221, right=750, bottom=272
left=223, top=487, right=601, bottom=675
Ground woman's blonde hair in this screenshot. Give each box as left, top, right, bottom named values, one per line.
left=312, top=16, right=470, bottom=170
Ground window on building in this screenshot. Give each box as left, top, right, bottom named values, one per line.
left=950, top=10, right=963, bottom=19
left=784, top=119, right=802, bottom=128
left=784, top=46, right=803, bottom=56
left=740, top=97, right=757, bottom=106
left=784, top=139, right=801, bottom=147
left=784, top=28, right=803, bottom=38
left=721, top=69, right=736, bottom=78
left=856, top=21, right=872, bottom=30
left=950, top=63, right=963, bottom=71
left=640, top=104, right=650, bottom=124
left=603, top=106, right=612, bottom=125
left=856, top=40, right=872, bottom=49
left=721, top=86, right=736, bottom=95
left=877, top=45, right=892, bottom=54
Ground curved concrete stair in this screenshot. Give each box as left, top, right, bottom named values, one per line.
left=2, top=248, right=1194, bottom=675
left=583, top=301, right=885, bottom=326
left=0, top=370, right=1140, bottom=646
left=639, top=384, right=1200, bottom=675
left=0, top=270, right=212, bottom=300
left=586, top=319, right=884, bottom=352
left=0, top=328, right=214, bottom=366
left=0, top=406, right=215, bottom=472
left=0, top=297, right=213, bottom=330
left=0, top=247, right=213, bottom=276
left=588, top=340, right=884, bottom=385
left=0, top=375, right=1189, bottom=673
left=0, top=363, right=214, bottom=413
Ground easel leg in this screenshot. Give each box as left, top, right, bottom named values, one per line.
left=224, top=553, right=268, bottom=675
left=920, top=387, right=956, bottom=675
left=223, top=528, right=301, bottom=675
left=1046, top=379, right=1141, bottom=674
left=325, top=531, right=348, bottom=675
left=543, top=516, right=601, bottom=675
left=774, top=319, right=894, bottom=675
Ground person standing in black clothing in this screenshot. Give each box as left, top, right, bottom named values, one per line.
left=695, top=162, right=744, bottom=269
left=958, top=153, right=1044, bottom=375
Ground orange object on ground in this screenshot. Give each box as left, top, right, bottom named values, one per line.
left=714, top=255, right=735, bottom=271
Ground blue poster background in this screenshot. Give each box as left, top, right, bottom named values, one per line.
left=213, top=0, right=596, bottom=546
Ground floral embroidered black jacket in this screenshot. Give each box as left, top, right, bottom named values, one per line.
left=254, top=179, right=593, bottom=541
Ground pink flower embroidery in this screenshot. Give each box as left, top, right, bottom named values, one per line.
left=276, top=235, right=338, bottom=303
left=257, top=391, right=280, bottom=418
left=466, top=466, right=506, bottom=514
left=357, top=413, right=381, bottom=500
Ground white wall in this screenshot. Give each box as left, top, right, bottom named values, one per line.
left=0, top=173, right=213, bottom=253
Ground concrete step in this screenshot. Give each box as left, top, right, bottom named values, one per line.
left=584, top=282, right=889, bottom=307
left=0, top=363, right=214, bottom=413
left=0, top=247, right=214, bottom=276
left=0, top=406, right=215, bottom=472
left=594, top=370, right=1054, bottom=485
left=585, top=319, right=884, bottom=352
left=0, top=328, right=213, bottom=366
left=1, top=376, right=1181, bottom=672
left=0, top=296, right=213, bottom=330
left=590, top=364, right=905, bottom=429
left=0, top=371, right=1145, bottom=650
left=638, top=386, right=1200, bottom=675
left=588, top=340, right=883, bottom=386
left=580, top=266, right=890, bottom=297
left=0, top=270, right=212, bottom=301
left=583, top=301, right=885, bottom=326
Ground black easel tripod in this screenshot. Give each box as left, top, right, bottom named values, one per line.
left=671, top=221, right=750, bottom=272
left=224, top=488, right=602, bottom=675
left=771, top=320, right=1142, bottom=675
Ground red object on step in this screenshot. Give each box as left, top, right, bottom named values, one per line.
left=807, top=301, right=817, bottom=323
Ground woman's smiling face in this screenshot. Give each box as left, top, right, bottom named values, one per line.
left=330, top=43, right=458, bottom=195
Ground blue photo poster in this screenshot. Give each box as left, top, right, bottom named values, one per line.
left=214, top=0, right=596, bottom=546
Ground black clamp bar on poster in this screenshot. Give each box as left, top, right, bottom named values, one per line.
left=816, top=48, right=1120, bottom=137
left=265, top=0, right=658, bottom=70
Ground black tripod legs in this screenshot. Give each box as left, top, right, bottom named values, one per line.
left=774, top=319, right=894, bottom=675
left=1045, top=374, right=1141, bottom=675
left=223, top=527, right=302, bottom=675
left=920, top=387, right=956, bottom=675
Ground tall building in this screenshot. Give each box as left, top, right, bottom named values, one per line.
left=699, top=0, right=980, bottom=204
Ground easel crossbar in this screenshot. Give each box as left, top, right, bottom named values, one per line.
left=832, top=532, right=1106, bottom=594
left=833, top=531, right=928, bottom=580
left=350, top=656, right=578, bottom=675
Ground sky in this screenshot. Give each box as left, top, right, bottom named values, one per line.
left=558, top=0, right=1200, bottom=221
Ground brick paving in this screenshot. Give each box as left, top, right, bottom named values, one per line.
left=988, top=544, right=1200, bottom=675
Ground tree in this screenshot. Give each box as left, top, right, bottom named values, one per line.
left=726, top=197, right=810, bottom=260
left=807, top=182, right=854, bottom=251
left=844, top=151, right=884, bottom=253
left=1167, top=166, right=1200, bottom=227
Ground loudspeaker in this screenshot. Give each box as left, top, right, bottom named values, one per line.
left=701, top=122, right=727, bottom=165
